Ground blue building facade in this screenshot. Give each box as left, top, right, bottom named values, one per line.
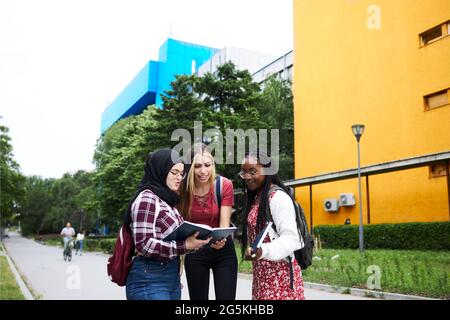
left=100, top=38, right=219, bottom=134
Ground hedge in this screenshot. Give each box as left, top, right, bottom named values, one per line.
left=98, top=239, right=116, bottom=254
left=313, top=222, right=450, bottom=250
left=34, top=234, right=61, bottom=242
left=84, top=238, right=116, bottom=254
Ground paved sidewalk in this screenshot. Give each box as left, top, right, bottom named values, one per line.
left=3, top=232, right=125, bottom=299
left=3, top=232, right=373, bottom=300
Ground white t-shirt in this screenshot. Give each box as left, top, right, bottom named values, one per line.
left=61, top=227, right=75, bottom=237
left=76, top=233, right=85, bottom=241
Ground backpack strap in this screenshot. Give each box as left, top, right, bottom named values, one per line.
left=154, top=196, right=160, bottom=228
left=267, top=184, right=297, bottom=290
left=266, top=185, right=284, bottom=226
left=129, top=190, right=161, bottom=239
left=214, top=175, right=223, bottom=210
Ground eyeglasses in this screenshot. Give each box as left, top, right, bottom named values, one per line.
left=169, top=171, right=187, bottom=180
left=238, top=170, right=258, bottom=179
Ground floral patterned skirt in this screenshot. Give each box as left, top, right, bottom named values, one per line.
left=252, top=257, right=305, bottom=300
left=248, top=195, right=305, bottom=300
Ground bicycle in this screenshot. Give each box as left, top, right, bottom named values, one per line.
left=63, top=238, right=74, bottom=262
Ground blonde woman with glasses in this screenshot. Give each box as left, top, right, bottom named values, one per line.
left=179, top=143, right=238, bottom=300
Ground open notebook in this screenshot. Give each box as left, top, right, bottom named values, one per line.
left=163, top=221, right=237, bottom=242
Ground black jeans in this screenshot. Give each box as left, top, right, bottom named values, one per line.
left=184, top=236, right=238, bottom=300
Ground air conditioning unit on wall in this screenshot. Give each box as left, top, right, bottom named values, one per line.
left=324, top=198, right=339, bottom=212
left=339, top=193, right=356, bottom=206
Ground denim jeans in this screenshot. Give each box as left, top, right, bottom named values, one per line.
left=76, top=240, right=83, bottom=254
left=63, top=237, right=72, bottom=250
left=126, top=256, right=181, bottom=300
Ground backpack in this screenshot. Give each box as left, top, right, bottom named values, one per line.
left=107, top=190, right=162, bottom=286
left=267, top=185, right=315, bottom=289
left=107, top=223, right=135, bottom=286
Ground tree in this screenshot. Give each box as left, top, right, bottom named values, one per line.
left=20, top=171, right=98, bottom=236
left=156, top=62, right=266, bottom=182
left=259, top=75, right=295, bottom=180
left=72, top=170, right=98, bottom=232
left=198, top=63, right=267, bottom=182
left=199, top=62, right=263, bottom=130
left=93, top=106, right=160, bottom=230
left=155, top=74, right=213, bottom=148
left=0, top=121, right=25, bottom=228
left=20, top=176, right=54, bottom=236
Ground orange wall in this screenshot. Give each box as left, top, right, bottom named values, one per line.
left=293, top=0, right=450, bottom=227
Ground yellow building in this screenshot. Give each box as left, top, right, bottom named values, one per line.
left=293, top=0, right=450, bottom=229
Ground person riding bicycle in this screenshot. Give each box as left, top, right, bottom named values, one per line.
left=60, top=222, right=75, bottom=252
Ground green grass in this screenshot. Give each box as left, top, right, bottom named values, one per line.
left=301, top=249, right=449, bottom=299
left=236, top=245, right=449, bottom=299
left=235, top=244, right=252, bottom=274
left=0, top=256, right=25, bottom=300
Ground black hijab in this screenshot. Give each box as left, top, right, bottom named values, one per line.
left=124, top=149, right=183, bottom=224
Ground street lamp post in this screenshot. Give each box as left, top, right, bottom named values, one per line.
left=79, top=209, right=84, bottom=231
left=352, top=124, right=365, bottom=252
left=12, top=213, right=21, bottom=233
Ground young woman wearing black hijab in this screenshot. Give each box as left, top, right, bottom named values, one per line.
left=125, top=149, right=211, bottom=300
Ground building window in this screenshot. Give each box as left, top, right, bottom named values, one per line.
left=429, top=163, right=448, bottom=178
left=286, top=66, right=293, bottom=82
left=420, top=21, right=449, bottom=46
left=424, top=88, right=449, bottom=110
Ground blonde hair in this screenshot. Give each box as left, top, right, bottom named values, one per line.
left=179, top=146, right=216, bottom=221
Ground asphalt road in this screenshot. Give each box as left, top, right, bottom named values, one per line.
left=3, top=232, right=372, bottom=300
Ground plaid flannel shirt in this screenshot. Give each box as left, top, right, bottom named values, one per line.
left=130, top=189, right=186, bottom=260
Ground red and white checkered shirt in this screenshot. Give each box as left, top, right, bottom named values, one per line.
left=130, top=189, right=186, bottom=260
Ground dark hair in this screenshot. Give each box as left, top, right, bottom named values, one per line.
left=240, top=150, right=292, bottom=259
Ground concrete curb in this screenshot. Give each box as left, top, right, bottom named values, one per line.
left=301, top=282, right=438, bottom=300
left=1, top=243, right=34, bottom=300
left=237, top=273, right=438, bottom=300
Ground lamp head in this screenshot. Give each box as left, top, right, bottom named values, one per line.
left=352, top=124, right=365, bottom=142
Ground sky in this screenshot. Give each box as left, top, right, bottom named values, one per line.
left=0, top=0, right=293, bottom=179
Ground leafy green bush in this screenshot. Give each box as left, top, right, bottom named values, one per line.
left=314, top=222, right=450, bottom=250
left=84, top=238, right=100, bottom=251
left=83, top=237, right=115, bottom=253
left=98, top=239, right=116, bottom=254
left=34, top=234, right=61, bottom=242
